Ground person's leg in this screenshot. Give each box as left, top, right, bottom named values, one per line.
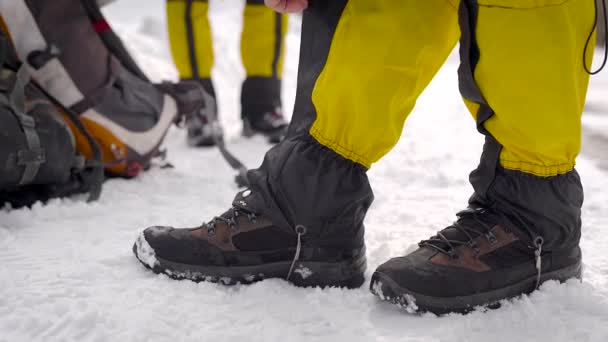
left=372, top=0, right=595, bottom=314
left=240, top=0, right=289, bottom=142
left=133, top=0, right=460, bottom=287
left=166, top=0, right=218, bottom=146
left=167, top=0, right=214, bottom=92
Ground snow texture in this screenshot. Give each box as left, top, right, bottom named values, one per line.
left=134, top=230, right=159, bottom=269
left=1, top=1, right=608, bottom=341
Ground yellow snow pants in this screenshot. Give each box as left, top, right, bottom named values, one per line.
left=309, top=0, right=595, bottom=177
left=166, top=0, right=287, bottom=80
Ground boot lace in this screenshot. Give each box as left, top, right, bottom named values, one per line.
left=204, top=207, right=257, bottom=235
left=419, top=207, right=495, bottom=259
left=420, top=207, right=545, bottom=289
left=203, top=206, right=308, bottom=282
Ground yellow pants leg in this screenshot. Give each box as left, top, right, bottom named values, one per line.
left=309, top=0, right=461, bottom=168
left=457, top=0, right=591, bottom=249
left=246, top=0, right=592, bottom=248
left=240, top=1, right=287, bottom=118
left=464, top=0, right=595, bottom=177
left=166, top=0, right=213, bottom=80
left=241, top=0, right=287, bottom=79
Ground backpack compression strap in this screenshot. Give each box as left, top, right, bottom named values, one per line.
left=0, top=29, right=104, bottom=201
left=6, top=64, right=46, bottom=185
left=0, top=32, right=45, bottom=185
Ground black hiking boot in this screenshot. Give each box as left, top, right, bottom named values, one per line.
left=186, top=113, right=223, bottom=147
left=133, top=189, right=366, bottom=288
left=242, top=106, right=288, bottom=144
left=240, top=77, right=287, bottom=144
left=179, top=78, right=222, bottom=148
left=370, top=208, right=583, bottom=315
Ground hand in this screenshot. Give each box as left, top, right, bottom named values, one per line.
left=264, top=0, right=308, bottom=13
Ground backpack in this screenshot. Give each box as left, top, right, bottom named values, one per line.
left=0, top=35, right=103, bottom=208
left=0, top=0, right=178, bottom=177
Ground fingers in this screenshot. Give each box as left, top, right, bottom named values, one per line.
left=264, top=0, right=308, bottom=13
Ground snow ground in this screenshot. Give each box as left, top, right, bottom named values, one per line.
left=1, top=1, right=608, bottom=341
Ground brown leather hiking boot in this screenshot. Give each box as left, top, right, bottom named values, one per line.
left=133, top=189, right=366, bottom=288
left=371, top=167, right=584, bottom=315
left=370, top=208, right=582, bottom=315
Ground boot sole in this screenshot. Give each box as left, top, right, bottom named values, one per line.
left=370, top=261, right=582, bottom=315
left=187, top=135, right=216, bottom=147
left=133, top=239, right=366, bottom=289
left=242, top=131, right=284, bottom=144
left=242, top=124, right=285, bottom=144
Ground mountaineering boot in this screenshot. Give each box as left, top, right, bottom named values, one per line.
left=186, top=110, right=223, bottom=147
left=182, top=78, right=223, bottom=147
left=242, top=105, right=288, bottom=144
left=370, top=168, right=584, bottom=315
left=0, top=0, right=184, bottom=177
left=241, top=77, right=287, bottom=144
left=133, top=189, right=367, bottom=288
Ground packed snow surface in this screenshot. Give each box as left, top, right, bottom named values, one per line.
left=1, top=1, right=608, bottom=341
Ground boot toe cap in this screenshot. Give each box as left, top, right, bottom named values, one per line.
left=136, top=226, right=215, bottom=266
left=133, top=227, right=165, bottom=269
left=373, top=250, right=479, bottom=298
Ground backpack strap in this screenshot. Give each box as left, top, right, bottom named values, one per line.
left=0, top=33, right=45, bottom=185
left=7, top=64, right=46, bottom=185
left=81, top=0, right=149, bottom=82
left=0, top=31, right=103, bottom=201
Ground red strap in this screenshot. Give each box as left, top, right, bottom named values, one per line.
left=125, top=162, right=144, bottom=177
left=92, top=19, right=111, bottom=33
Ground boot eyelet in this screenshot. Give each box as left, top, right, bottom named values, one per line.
left=447, top=249, right=459, bottom=260
left=485, top=232, right=498, bottom=245
left=468, top=241, right=481, bottom=256
left=207, top=227, right=216, bottom=236
left=227, top=218, right=237, bottom=230
left=295, top=225, right=307, bottom=235
left=229, top=222, right=238, bottom=231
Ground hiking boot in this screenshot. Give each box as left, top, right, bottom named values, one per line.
left=242, top=106, right=288, bottom=144
left=370, top=206, right=583, bottom=315
left=133, top=189, right=366, bottom=288
left=154, top=79, right=222, bottom=148
left=241, top=77, right=287, bottom=144
left=172, top=78, right=223, bottom=148
left=186, top=113, right=223, bottom=147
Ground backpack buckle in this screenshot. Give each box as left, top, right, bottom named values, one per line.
left=17, top=113, right=35, bottom=128
left=17, top=148, right=46, bottom=165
